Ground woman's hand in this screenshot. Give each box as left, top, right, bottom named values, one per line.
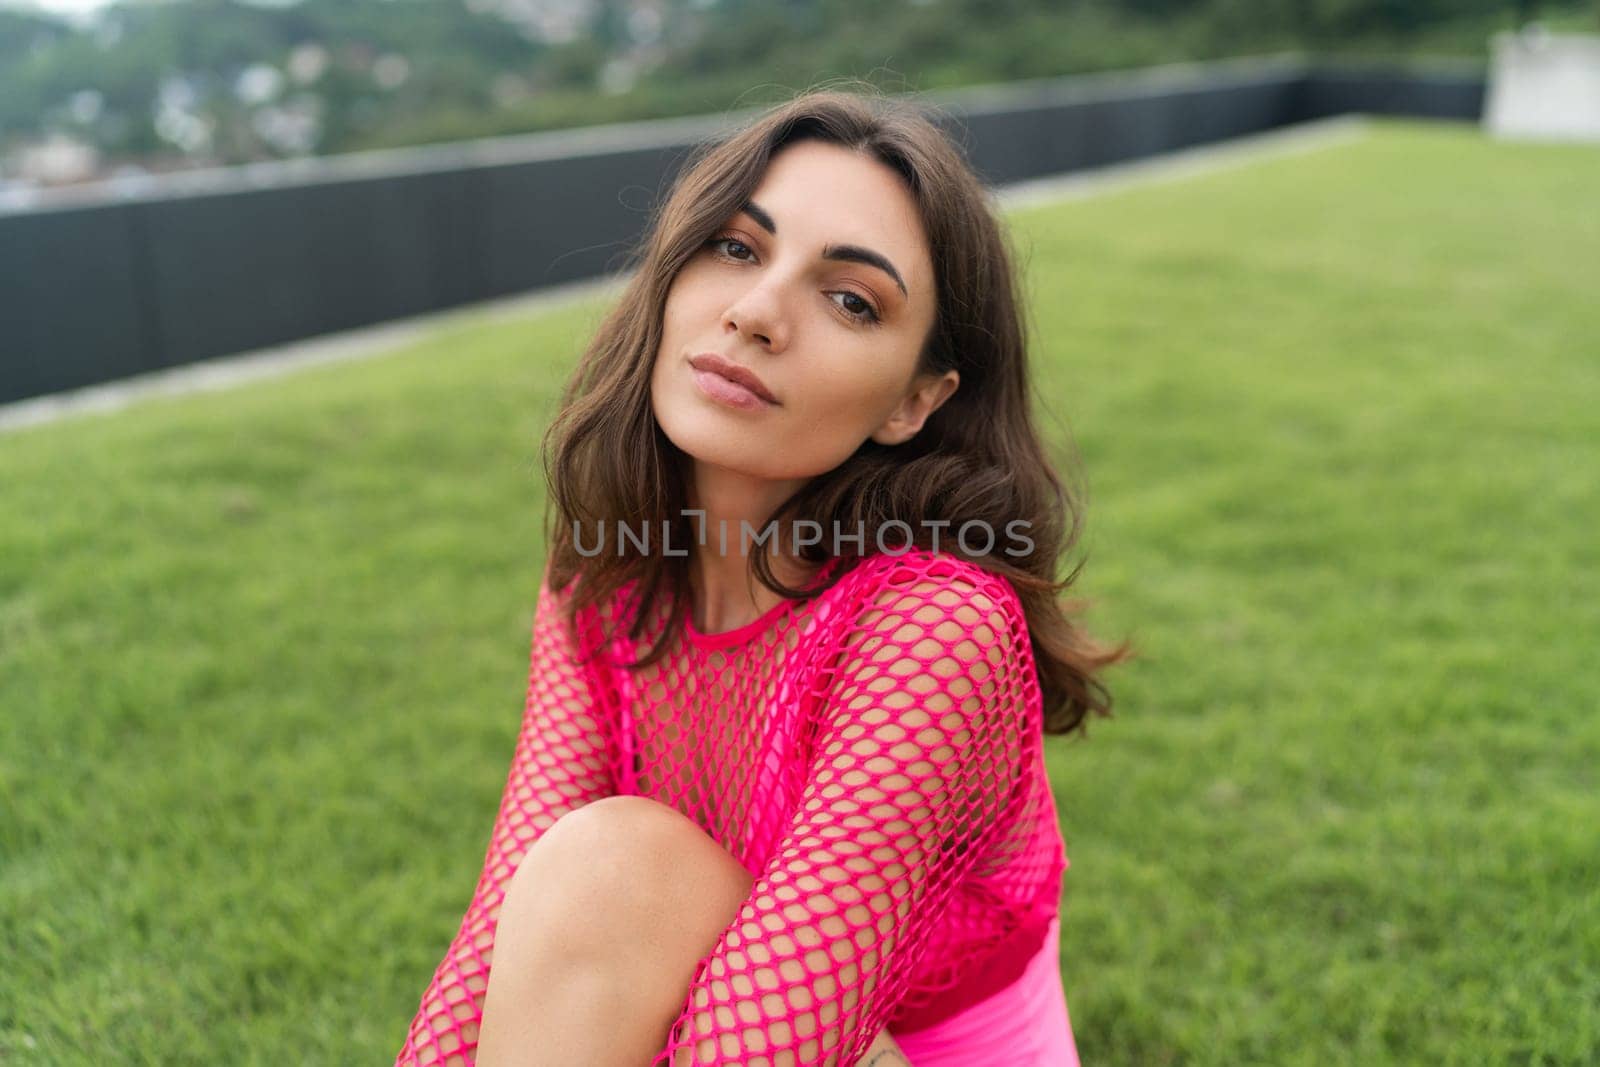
left=860, top=1027, right=911, bottom=1066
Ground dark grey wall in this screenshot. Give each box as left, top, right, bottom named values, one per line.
left=1298, top=59, right=1487, bottom=121
left=0, top=54, right=1485, bottom=406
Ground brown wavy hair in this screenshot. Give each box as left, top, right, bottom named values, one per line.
left=542, top=83, right=1132, bottom=736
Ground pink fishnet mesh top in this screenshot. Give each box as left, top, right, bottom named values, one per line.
left=396, top=547, right=1069, bottom=1066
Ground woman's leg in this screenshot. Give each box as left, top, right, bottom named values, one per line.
left=473, top=795, right=755, bottom=1067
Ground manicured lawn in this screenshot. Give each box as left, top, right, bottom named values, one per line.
left=2, top=117, right=1596, bottom=1064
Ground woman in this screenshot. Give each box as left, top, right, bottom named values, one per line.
left=397, top=86, right=1130, bottom=1066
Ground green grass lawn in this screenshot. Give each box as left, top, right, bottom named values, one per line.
left=2, top=117, right=1597, bottom=1065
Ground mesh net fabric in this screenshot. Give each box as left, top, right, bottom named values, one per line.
left=396, top=548, right=1068, bottom=1066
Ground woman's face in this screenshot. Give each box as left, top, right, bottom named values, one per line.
left=650, top=139, right=956, bottom=485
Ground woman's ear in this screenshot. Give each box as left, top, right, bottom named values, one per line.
left=870, top=369, right=960, bottom=446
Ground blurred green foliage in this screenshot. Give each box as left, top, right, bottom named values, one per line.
left=0, top=0, right=1596, bottom=172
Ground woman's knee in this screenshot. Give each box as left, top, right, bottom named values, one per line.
left=528, top=796, right=754, bottom=923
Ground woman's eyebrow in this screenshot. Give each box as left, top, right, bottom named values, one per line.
left=739, top=200, right=909, bottom=298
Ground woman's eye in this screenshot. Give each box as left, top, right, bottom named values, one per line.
left=831, top=291, right=880, bottom=325
left=708, top=236, right=753, bottom=261
left=707, top=233, right=878, bottom=326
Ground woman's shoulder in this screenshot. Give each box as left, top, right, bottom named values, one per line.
left=832, top=547, right=1025, bottom=617
left=822, top=547, right=1031, bottom=654
left=537, top=563, right=652, bottom=663
left=810, top=548, right=1044, bottom=735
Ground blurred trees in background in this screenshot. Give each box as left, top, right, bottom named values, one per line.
left=1, top=0, right=1594, bottom=181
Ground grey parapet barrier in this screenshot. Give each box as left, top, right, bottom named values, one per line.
left=0, top=53, right=1485, bottom=406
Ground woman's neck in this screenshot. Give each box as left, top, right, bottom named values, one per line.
left=685, top=461, right=813, bottom=635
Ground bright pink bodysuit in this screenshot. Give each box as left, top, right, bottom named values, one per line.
left=396, top=547, right=1079, bottom=1066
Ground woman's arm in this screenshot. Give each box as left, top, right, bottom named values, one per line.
left=860, top=1028, right=911, bottom=1066
left=395, top=568, right=620, bottom=1067
left=662, top=562, right=1036, bottom=1066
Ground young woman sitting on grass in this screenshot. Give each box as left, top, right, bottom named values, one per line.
left=396, top=85, right=1129, bottom=1067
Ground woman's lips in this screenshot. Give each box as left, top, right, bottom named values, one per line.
left=691, top=367, right=776, bottom=410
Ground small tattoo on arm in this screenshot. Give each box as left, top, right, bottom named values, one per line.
left=862, top=1052, right=911, bottom=1066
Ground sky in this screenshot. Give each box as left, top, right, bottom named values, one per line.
left=8, top=0, right=115, bottom=14
left=5, top=0, right=305, bottom=19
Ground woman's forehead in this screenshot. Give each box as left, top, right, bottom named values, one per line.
left=740, top=143, right=933, bottom=292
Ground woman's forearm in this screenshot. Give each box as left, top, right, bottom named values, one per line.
left=861, top=1028, right=910, bottom=1066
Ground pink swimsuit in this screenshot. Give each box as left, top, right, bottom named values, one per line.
left=893, top=916, right=1079, bottom=1066
left=397, top=548, right=1078, bottom=1065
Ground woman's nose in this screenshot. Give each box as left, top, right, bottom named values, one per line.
left=722, top=280, right=790, bottom=351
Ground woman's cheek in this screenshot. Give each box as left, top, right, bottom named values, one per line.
left=805, top=405, right=873, bottom=470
